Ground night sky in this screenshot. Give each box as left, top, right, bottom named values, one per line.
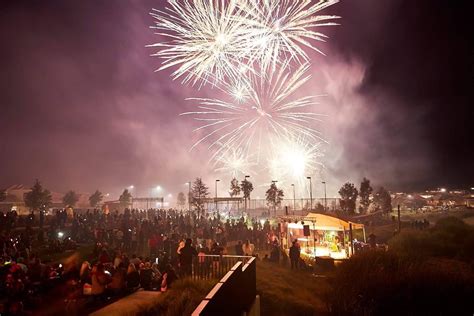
left=0, top=0, right=472, bottom=198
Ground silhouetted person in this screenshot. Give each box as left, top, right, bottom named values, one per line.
left=368, top=233, right=376, bottom=249
left=235, top=241, right=244, bottom=256
left=179, top=238, right=197, bottom=277
left=289, top=240, right=300, bottom=269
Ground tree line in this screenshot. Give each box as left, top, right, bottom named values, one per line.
left=2, top=178, right=392, bottom=214
left=338, top=178, right=392, bottom=214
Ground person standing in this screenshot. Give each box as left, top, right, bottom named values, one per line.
left=179, top=238, right=197, bottom=277
left=289, top=240, right=300, bottom=270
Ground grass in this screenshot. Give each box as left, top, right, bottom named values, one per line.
left=91, top=278, right=215, bottom=316
left=256, top=260, right=331, bottom=316
left=151, top=278, right=216, bottom=316
left=329, top=216, right=474, bottom=315
left=330, top=251, right=474, bottom=315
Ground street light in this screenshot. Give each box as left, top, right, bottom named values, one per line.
left=322, top=181, right=327, bottom=212
left=215, top=179, right=220, bottom=211
left=291, top=184, right=296, bottom=214
left=307, top=177, right=313, bottom=212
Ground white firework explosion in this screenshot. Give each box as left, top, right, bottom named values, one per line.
left=181, top=62, right=326, bottom=167
left=148, top=0, right=254, bottom=87
left=239, top=0, right=340, bottom=71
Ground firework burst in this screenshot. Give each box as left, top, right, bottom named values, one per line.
left=268, top=136, right=324, bottom=186
left=148, top=0, right=253, bottom=87
left=238, top=0, right=340, bottom=71
left=181, top=62, right=326, bottom=166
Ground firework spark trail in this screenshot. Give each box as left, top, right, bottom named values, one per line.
left=238, top=0, right=340, bottom=71
left=149, top=0, right=339, bottom=86
left=148, top=0, right=255, bottom=87
left=268, top=136, right=325, bottom=186
left=181, top=62, right=327, bottom=168
left=149, top=0, right=340, bottom=180
left=213, top=144, right=258, bottom=177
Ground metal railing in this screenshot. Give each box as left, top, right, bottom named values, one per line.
left=190, top=255, right=253, bottom=280
left=192, top=257, right=257, bottom=316
left=204, top=197, right=341, bottom=214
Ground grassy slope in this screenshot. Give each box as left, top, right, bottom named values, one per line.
left=257, top=260, right=331, bottom=316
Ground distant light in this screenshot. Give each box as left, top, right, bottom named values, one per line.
left=156, top=185, right=162, bottom=191
left=58, top=232, right=64, bottom=238
left=471, top=187, right=474, bottom=190
left=168, top=193, right=172, bottom=198
left=408, top=195, right=413, bottom=198
left=129, top=185, right=134, bottom=189
left=440, top=188, right=446, bottom=193
left=260, top=219, right=265, bottom=226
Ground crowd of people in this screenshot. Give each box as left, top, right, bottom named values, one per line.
left=0, top=207, right=282, bottom=315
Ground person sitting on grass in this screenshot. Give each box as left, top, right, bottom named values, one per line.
left=91, top=263, right=111, bottom=300
left=160, top=264, right=178, bottom=292
left=126, top=263, right=140, bottom=290
left=108, top=263, right=126, bottom=296
left=139, top=261, right=154, bottom=290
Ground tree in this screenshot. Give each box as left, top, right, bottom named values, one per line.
left=0, top=189, right=6, bottom=202
left=315, top=202, right=325, bottom=212
left=229, top=178, right=241, bottom=197
left=24, top=179, right=52, bottom=211
left=241, top=179, right=254, bottom=210
left=177, top=192, right=186, bottom=209
left=266, top=183, right=284, bottom=216
left=339, top=182, right=358, bottom=214
left=359, top=177, right=373, bottom=213
left=63, top=190, right=79, bottom=207
left=119, top=189, right=132, bottom=208
left=89, top=190, right=103, bottom=208
left=191, top=178, right=210, bottom=214
left=373, top=187, right=392, bottom=213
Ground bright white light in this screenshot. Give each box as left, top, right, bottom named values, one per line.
left=129, top=185, right=134, bottom=189
left=269, top=136, right=324, bottom=185
left=58, top=232, right=64, bottom=238
left=156, top=185, right=162, bottom=191
left=440, top=188, right=446, bottom=193
left=260, top=219, right=265, bottom=226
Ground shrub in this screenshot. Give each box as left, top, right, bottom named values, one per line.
left=389, top=216, right=474, bottom=261
left=330, top=251, right=474, bottom=315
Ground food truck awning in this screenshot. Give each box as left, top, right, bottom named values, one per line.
left=288, top=213, right=364, bottom=231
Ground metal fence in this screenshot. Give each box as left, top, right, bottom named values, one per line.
left=192, top=257, right=257, bottom=316
left=206, top=197, right=341, bottom=215
left=191, top=255, right=253, bottom=280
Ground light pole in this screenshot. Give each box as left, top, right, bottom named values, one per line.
left=215, top=179, right=220, bottom=212
left=322, top=181, right=327, bottom=212
left=244, top=175, right=250, bottom=211
left=291, top=184, right=296, bottom=214
left=307, top=177, right=313, bottom=212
